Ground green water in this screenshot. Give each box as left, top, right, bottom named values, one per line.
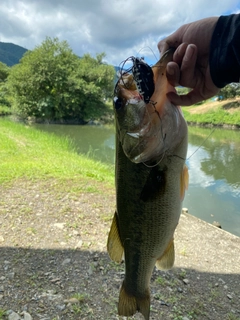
left=34, top=124, right=240, bottom=237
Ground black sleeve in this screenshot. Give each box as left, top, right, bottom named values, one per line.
left=210, top=14, right=240, bottom=88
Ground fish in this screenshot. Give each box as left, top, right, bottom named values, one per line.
left=107, top=49, right=189, bottom=320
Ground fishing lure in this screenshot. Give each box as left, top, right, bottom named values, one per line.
left=132, top=57, right=154, bottom=103
left=116, top=56, right=155, bottom=105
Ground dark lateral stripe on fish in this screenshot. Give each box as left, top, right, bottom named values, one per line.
left=140, top=166, right=167, bottom=202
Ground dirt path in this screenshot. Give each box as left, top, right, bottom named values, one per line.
left=187, top=98, right=240, bottom=114
left=0, top=179, right=240, bottom=320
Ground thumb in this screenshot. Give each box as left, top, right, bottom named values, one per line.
left=167, top=90, right=203, bottom=106
left=158, top=41, right=170, bottom=55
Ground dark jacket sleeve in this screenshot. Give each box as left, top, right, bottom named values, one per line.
left=210, top=14, right=240, bottom=88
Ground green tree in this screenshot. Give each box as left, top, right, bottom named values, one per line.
left=219, top=83, right=240, bottom=99
left=73, top=53, right=115, bottom=120
left=0, top=62, right=11, bottom=109
left=7, top=37, right=115, bottom=122
left=0, top=62, right=10, bottom=81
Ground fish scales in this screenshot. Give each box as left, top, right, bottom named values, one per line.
left=107, top=49, right=189, bottom=320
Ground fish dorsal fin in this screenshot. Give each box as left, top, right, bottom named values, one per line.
left=180, top=164, right=189, bottom=201
left=107, top=211, right=124, bottom=263
left=155, top=239, right=175, bottom=270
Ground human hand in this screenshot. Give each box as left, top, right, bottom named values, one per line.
left=158, top=17, right=220, bottom=106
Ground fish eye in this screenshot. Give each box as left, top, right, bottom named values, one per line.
left=113, top=97, right=123, bottom=110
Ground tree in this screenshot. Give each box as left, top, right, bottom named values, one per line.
left=219, top=83, right=240, bottom=100
left=0, top=62, right=10, bottom=81
left=72, top=53, right=115, bottom=120
left=0, top=62, right=11, bottom=108
left=7, top=37, right=115, bottom=122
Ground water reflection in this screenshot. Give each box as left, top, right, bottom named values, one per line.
left=34, top=124, right=240, bottom=237
left=184, top=127, right=240, bottom=236
left=34, top=124, right=115, bottom=163
left=188, top=127, right=240, bottom=188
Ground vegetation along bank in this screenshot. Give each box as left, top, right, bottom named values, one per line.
left=0, top=36, right=240, bottom=128
left=1, top=118, right=240, bottom=320
left=0, top=36, right=240, bottom=319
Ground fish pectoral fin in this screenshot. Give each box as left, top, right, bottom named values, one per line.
left=155, top=239, right=175, bottom=270
left=118, top=281, right=150, bottom=320
left=107, top=211, right=124, bottom=263
left=180, top=164, right=189, bottom=201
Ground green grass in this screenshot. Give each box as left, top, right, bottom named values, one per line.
left=182, top=105, right=240, bottom=126
left=0, top=118, right=114, bottom=185
left=0, top=105, right=12, bottom=116
left=0, top=308, right=6, bottom=319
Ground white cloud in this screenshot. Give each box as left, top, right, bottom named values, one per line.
left=186, top=144, right=215, bottom=188
left=0, top=0, right=239, bottom=65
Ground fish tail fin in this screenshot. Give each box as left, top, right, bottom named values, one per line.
left=156, top=238, right=175, bottom=270
left=118, top=281, right=150, bottom=320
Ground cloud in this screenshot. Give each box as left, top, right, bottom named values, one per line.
left=0, top=0, right=239, bottom=65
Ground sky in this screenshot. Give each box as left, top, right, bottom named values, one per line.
left=0, top=0, right=239, bottom=66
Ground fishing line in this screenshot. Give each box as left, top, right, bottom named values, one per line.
left=136, top=46, right=158, bottom=64
left=117, top=56, right=135, bottom=89
left=186, top=126, right=217, bottom=160
left=170, top=125, right=218, bottom=162
left=143, top=151, right=166, bottom=168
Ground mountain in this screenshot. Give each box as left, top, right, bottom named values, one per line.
left=0, top=41, right=121, bottom=78
left=0, top=42, right=28, bottom=66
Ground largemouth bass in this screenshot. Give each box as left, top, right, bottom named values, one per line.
left=107, top=49, right=189, bottom=320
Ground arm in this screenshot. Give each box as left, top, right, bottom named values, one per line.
left=210, top=14, right=240, bottom=88
left=158, top=14, right=240, bottom=106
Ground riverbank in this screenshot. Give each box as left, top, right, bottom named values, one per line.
left=0, top=118, right=240, bottom=319
left=182, top=98, right=240, bottom=128
left=0, top=118, right=114, bottom=185
left=0, top=178, right=239, bottom=320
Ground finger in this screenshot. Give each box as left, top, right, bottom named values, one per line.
left=165, top=62, right=180, bottom=86
left=179, top=44, right=198, bottom=87
left=173, top=43, right=188, bottom=65
left=158, top=34, right=181, bottom=55
left=167, top=90, right=204, bottom=106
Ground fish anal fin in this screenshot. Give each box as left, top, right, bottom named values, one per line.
left=180, top=164, right=189, bottom=201
left=118, top=281, right=150, bottom=320
left=156, top=239, right=175, bottom=270
left=107, top=211, right=124, bottom=263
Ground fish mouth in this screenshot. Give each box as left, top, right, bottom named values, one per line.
left=115, top=49, right=187, bottom=164
left=122, top=111, right=166, bottom=163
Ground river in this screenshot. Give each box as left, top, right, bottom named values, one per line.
left=34, top=123, right=240, bottom=237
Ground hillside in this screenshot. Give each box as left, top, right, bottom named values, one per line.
left=182, top=98, right=240, bottom=127
left=0, top=42, right=28, bottom=66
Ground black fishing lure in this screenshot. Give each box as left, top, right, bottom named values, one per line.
left=132, top=57, right=154, bottom=103
left=116, top=56, right=155, bottom=105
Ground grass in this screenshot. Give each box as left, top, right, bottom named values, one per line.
left=71, top=292, right=89, bottom=302
left=0, top=106, right=12, bottom=116
left=183, top=108, right=240, bottom=126
left=0, top=118, right=114, bottom=185
left=0, top=309, right=6, bottom=320
left=182, top=99, right=240, bottom=126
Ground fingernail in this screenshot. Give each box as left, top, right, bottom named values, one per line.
left=185, top=45, right=195, bottom=61
left=167, top=65, right=174, bottom=76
